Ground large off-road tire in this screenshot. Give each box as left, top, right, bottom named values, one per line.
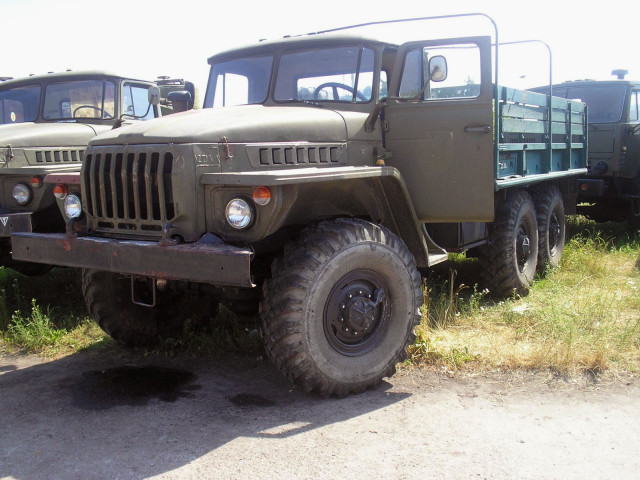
left=480, top=190, right=538, bottom=297
left=534, top=185, right=565, bottom=273
left=82, top=269, right=216, bottom=347
left=260, top=218, right=422, bottom=397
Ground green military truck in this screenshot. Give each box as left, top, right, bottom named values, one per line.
left=12, top=16, right=586, bottom=396
left=0, top=71, right=167, bottom=274
left=533, top=71, right=640, bottom=222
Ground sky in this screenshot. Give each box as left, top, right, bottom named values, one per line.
left=2, top=0, right=638, bottom=105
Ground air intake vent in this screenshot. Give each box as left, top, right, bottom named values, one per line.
left=247, top=143, right=346, bottom=167
left=34, top=149, right=83, bottom=163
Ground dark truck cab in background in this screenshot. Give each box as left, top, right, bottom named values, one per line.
left=533, top=71, right=640, bottom=222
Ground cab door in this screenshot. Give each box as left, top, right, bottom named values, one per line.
left=384, top=36, right=495, bottom=222
left=622, top=88, right=640, bottom=185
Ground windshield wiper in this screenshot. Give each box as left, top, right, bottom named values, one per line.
left=282, top=99, right=324, bottom=107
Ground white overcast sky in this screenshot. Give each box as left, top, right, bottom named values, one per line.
left=2, top=0, right=638, bottom=104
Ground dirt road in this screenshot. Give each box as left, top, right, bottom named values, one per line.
left=1, top=351, right=638, bottom=480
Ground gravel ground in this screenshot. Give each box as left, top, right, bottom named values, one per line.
left=1, top=351, right=638, bottom=480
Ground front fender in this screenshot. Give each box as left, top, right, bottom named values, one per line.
left=201, top=166, right=446, bottom=268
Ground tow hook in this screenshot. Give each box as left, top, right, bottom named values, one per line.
left=159, top=223, right=180, bottom=247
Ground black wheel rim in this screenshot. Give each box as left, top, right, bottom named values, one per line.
left=323, top=270, right=390, bottom=357
left=516, top=219, right=533, bottom=273
left=548, top=210, right=561, bottom=255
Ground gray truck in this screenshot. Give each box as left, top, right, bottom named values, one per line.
left=533, top=71, right=640, bottom=222
left=12, top=16, right=586, bottom=396
left=0, top=71, right=171, bottom=274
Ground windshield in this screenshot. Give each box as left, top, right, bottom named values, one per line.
left=275, top=46, right=374, bottom=103
left=43, top=79, right=116, bottom=120
left=552, top=85, right=627, bottom=123
left=0, top=85, right=41, bottom=124
left=204, top=45, right=378, bottom=108
left=204, top=55, right=274, bottom=108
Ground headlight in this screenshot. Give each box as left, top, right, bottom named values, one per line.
left=12, top=183, right=33, bottom=205
left=225, top=198, right=253, bottom=229
left=64, top=194, right=82, bottom=218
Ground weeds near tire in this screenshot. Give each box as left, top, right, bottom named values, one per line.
left=411, top=217, right=640, bottom=374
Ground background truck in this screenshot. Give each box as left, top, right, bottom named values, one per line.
left=0, top=71, right=187, bottom=274
left=12, top=15, right=586, bottom=396
left=532, top=70, right=640, bottom=223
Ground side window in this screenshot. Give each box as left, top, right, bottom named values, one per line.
left=123, top=83, right=155, bottom=119
left=630, top=91, right=639, bottom=122
left=398, top=43, right=481, bottom=100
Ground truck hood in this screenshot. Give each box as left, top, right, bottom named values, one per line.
left=0, top=122, right=108, bottom=147
left=90, top=105, right=350, bottom=145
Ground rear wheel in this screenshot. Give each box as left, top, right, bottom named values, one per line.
left=480, top=190, right=538, bottom=297
left=82, top=269, right=217, bottom=347
left=534, top=185, right=565, bottom=272
left=260, top=218, right=422, bottom=397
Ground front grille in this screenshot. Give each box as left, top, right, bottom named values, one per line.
left=83, top=149, right=175, bottom=232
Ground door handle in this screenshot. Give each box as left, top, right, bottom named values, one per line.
left=464, top=125, right=492, bottom=134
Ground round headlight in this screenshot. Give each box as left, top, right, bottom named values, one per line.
left=225, top=198, right=253, bottom=229
left=64, top=194, right=82, bottom=219
left=12, top=183, right=33, bottom=205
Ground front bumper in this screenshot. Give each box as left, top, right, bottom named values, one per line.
left=11, top=232, right=254, bottom=287
left=0, top=212, right=33, bottom=238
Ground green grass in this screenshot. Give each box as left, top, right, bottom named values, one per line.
left=0, top=268, right=110, bottom=356
left=409, top=217, right=640, bottom=374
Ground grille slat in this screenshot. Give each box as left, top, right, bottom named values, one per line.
left=109, top=154, right=118, bottom=219
left=158, top=154, right=167, bottom=220
left=131, top=155, right=142, bottom=220
left=89, top=155, right=99, bottom=216
left=83, top=148, right=176, bottom=234
left=143, top=156, right=153, bottom=220
left=98, top=154, right=108, bottom=217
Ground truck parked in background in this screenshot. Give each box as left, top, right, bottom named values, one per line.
left=533, top=70, right=640, bottom=223
left=12, top=15, right=586, bottom=395
left=0, top=71, right=190, bottom=274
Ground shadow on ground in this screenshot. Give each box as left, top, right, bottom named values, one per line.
left=0, top=350, right=408, bottom=480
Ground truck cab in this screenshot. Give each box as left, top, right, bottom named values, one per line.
left=0, top=71, right=160, bottom=273
left=533, top=72, right=640, bottom=222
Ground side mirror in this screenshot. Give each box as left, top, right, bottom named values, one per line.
left=147, top=86, right=160, bottom=106
left=429, top=56, right=448, bottom=82
left=167, top=90, right=193, bottom=113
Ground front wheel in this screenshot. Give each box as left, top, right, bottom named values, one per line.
left=82, top=269, right=217, bottom=347
left=260, top=219, right=422, bottom=397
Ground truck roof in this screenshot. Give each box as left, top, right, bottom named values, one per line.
left=552, top=79, right=640, bottom=88
left=207, top=34, right=396, bottom=64
left=0, top=70, right=155, bottom=89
